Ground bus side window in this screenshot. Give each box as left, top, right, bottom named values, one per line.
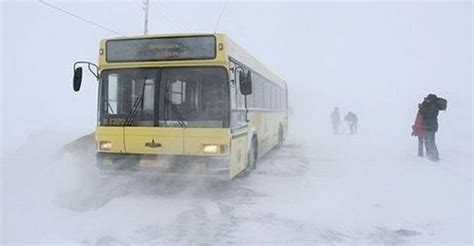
left=264, top=81, right=271, bottom=110
left=228, top=61, right=237, bottom=110
left=229, top=62, right=236, bottom=87
left=229, top=60, right=247, bottom=128
left=235, top=70, right=245, bottom=109
left=254, top=74, right=264, bottom=109
left=276, top=86, right=280, bottom=111
left=272, top=84, right=278, bottom=111
left=270, top=84, right=275, bottom=111
left=247, top=72, right=255, bottom=108
left=230, top=84, right=237, bottom=110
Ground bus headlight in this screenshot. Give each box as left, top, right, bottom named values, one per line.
left=99, top=141, right=112, bottom=150
left=202, top=144, right=228, bottom=154
left=203, top=144, right=218, bottom=154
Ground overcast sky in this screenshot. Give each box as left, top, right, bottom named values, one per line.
left=1, top=0, right=472, bottom=154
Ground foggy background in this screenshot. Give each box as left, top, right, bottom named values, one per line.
left=1, top=1, right=471, bottom=152
left=1, top=0, right=473, bottom=244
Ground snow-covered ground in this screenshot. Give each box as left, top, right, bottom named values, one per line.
left=2, top=123, right=472, bottom=245
left=1, top=1, right=472, bottom=245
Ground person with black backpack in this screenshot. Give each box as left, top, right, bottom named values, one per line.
left=344, top=111, right=358, bottom=135
left=417, top=94, right=447, bottom=161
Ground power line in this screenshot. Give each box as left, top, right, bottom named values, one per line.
left=150, top=1, right=192, bottom=32
left=38, top=0, right=124, bottom=35
left=150, top=2, right=190, bottom=32
left=143, top=0, right=150, bottom=34
left=214, top=0, right=230, bottom=33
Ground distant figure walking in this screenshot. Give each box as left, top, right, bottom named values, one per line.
left=414, top=94, right=447, bottom=161
left=330, top=107, right=341, bottom=135
left=344, top=112, right=358, bottom=135
left=411, top=104, right=425, bottom=157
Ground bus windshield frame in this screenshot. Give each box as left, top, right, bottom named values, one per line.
left=98, top=66, right=230, bottom=128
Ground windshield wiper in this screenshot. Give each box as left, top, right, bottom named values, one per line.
left=123, top=95, right=144, bottom=126
left=106, top=101, right=115, bottom=114
left=164, top=98, right=187, bottom=128
left=123, top=82, right=146, bottom=126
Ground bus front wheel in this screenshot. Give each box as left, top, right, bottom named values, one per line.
left=238, top=137, right=257, bottom=178
left=248, top=137, right=257, bottom=170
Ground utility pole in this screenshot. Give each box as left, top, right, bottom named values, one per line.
left=143, top=0, right=150, bottom=35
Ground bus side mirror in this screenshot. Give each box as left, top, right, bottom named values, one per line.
left=239, top=70, right=252, bottom=95
left=73, top=67, right=83, bottom=92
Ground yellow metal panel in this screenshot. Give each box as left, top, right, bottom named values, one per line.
left=229, top=132, right=248, bottom=179
left=95, top=126, right=125, bottom=153
left=183, top=128, right=230, bottom=156
left=248, top=111, right=287, bottom=158
left=124, top=127, right=184, bottom=155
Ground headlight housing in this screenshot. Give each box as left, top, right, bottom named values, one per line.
left=99, top=141, right=112, bottom=150
left=202, top=144, right=228, bottom=154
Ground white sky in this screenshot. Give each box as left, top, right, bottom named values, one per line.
left=1, top=0, right=472, bottom=153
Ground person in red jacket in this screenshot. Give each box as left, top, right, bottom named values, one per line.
left=412, top=103, right=425, bottom=157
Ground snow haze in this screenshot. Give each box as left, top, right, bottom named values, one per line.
left=1, top=1, right=472, bottom=245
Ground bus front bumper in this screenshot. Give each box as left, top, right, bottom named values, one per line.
left=96, top=153, right=230, bottom=176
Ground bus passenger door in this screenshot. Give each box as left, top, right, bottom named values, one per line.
left=229, top=91, right=249, bottom=177
left=229, top=61, right=251, bottom=178
left=230, top=110, right=248, bottom=178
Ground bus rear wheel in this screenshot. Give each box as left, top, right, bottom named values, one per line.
left=278, top=126, right=284, bottom=148
left=248, top=137, right=257, bottom=170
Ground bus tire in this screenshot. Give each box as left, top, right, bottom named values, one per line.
left=238, top=136, right=257, bottom=178
left=278, top=125, right=284, bottom=148
left=250, top=136, right=258, bottom=170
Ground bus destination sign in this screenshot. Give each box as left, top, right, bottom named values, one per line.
left=106, top=36, right=216, bottom=62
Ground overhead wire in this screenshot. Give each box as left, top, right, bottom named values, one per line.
left=150, top=2, right=190, bottom=32
left=150, top=1, right=192, bottom=32
left=214, top=0, right=230, bottom=33
left=38, top=0, right=124, bottom=35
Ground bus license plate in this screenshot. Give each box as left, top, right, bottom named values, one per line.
left=193, top=162, right=207, bottom=171
left=140, top=159, right=170, bottom=168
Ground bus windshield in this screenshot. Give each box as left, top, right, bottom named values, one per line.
left=99, top=67, right=229, bottom=128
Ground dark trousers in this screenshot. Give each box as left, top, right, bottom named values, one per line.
left=332, top=122, right=340, bottom=135
left=349, top=122, right=357, bottom=134
left=424, top=131, right=439, bottom=161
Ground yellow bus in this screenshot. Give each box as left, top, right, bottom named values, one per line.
left=73, top=33, right=288, bottom=179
